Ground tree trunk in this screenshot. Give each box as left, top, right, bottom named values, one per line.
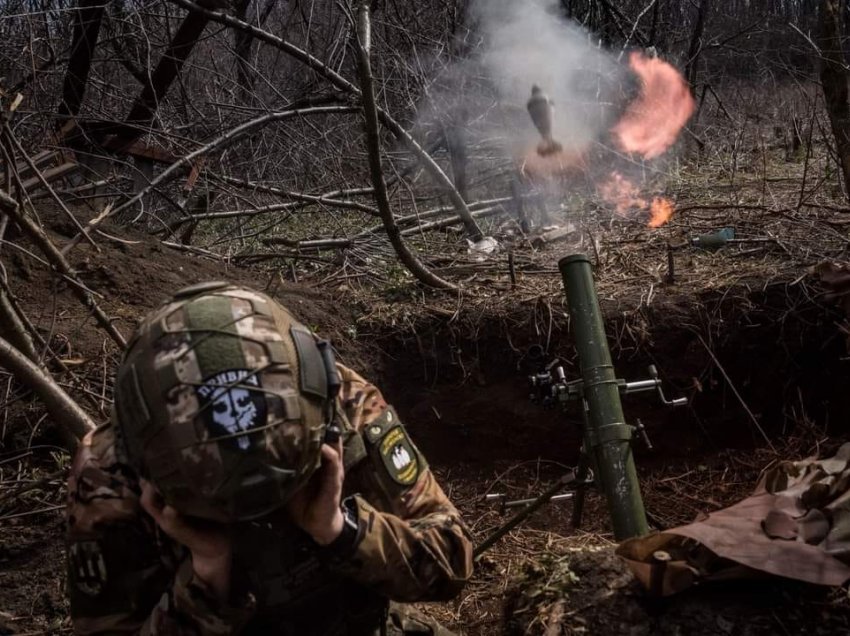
left=685, top=0, right=708, bottom=87
left=353, top=1, right=457, bottom=291
left=820, top=0, right=850, bottom=199
left=57, top=0, right=106, bottom=122
left=233, top=0, right=256, bottom=103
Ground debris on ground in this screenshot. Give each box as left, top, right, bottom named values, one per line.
left=619, top=443, right=850, bottom=594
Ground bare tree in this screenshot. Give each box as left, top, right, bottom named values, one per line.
left=819, top=0, right=850, bottom=199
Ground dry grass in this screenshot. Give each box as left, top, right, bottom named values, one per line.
left=424, top=421, right=843, bottom=635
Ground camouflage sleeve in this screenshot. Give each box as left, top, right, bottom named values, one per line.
left=66, top=423, right=256, bottom=635
left=334, top=366, right=474, bottom=602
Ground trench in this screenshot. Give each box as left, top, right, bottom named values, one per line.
left=374, top=282, right=850, bottom=474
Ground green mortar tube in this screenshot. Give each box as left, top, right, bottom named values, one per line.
left=558, top=254, right=649, bottom=540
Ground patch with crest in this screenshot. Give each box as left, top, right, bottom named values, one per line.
left=380, top=425, right=419, bottom=485
left=364, top=408, right=424, bottom=487
left=196, top=369, right=267, bottom=450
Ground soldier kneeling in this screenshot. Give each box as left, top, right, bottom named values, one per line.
left=66, top=282, right=472, bottom=635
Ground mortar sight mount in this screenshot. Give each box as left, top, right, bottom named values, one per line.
left=528, top=347, right=686, bottom=419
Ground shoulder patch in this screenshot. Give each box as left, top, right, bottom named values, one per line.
left=362, top=409, right=422, bottom=487
left=379, top=425, right=420, bottom=486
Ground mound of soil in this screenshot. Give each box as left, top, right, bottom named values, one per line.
left=4, top=205, right=378, bottom=393
left=504, top=548, right=850, bottom=636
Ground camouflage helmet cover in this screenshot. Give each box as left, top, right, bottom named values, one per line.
left=113, top=282, right=331, bottom=522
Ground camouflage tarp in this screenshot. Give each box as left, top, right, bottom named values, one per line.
left=617, top=444, right=850, bottom=595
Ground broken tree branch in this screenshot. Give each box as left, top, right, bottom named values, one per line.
left=354, top=0, right=456, bottom=290
left=0, top=189, right=126, bottom=348
left=206, top=177, right=380, bottom=216
left=399, top=205, right=504, bottom=236
left=167, top=0, right=482, bottom=239
left=0, top=334, right=95, bottom=446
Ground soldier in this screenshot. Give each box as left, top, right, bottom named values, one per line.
left=66, top=282, right=473, bottom=635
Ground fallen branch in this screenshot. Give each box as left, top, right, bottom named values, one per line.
left=167, top=0, right=482, bottom=239
left=262, top=236, right=355, bottom=249
left=104, top=105, right=358, bottom=222
left=0, top=189, right=126, bottom=348
left=0, top=334, right=95, bottom=447
left=400, top=205, right=504, bottom=236
left=211, top=175, right=379, bottom=215
left=161, top=240, right=225, bottom=260
left=353, top=0, right=456, bottom=290
left=260, top=198, right=514, bottom=251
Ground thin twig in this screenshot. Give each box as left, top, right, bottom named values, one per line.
left=697, top=334, right=776, bottom=452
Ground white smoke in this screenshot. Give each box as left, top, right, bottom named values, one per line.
left=469, top=0, right=622, bottom=154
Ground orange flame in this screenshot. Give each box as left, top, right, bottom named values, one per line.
left=519, top=144, right=588, bottom=182
left=597, top=172, right=676, bottom=228
left=611, top=52, right=696, bottom=159
left=648, top=197, right=674, bottom=227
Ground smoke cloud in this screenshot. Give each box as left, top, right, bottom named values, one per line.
left=469, top=0, right=624, bottom=156
left=415, top=0, right=691, bottom=229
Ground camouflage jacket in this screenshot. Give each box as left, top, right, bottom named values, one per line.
left=66, top=365, right=473, bottom=635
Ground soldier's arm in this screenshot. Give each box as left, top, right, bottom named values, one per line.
left=67, top=425, right=255, bottom=635
left=331, top=366, right=473, bottom=602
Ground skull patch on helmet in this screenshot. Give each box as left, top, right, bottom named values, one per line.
left=196, top=369, right=267, bottom=449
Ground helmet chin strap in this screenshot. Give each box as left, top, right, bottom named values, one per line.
left=316, top=340, right=342, bottom=444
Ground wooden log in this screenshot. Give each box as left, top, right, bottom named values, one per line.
left=531, top=224, right=579, bottom=248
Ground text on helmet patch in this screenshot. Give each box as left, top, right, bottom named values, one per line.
left=197, top=369, right=267, bottom=450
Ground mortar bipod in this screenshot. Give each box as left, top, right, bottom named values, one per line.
left=525, top=357, right=689, bottom=529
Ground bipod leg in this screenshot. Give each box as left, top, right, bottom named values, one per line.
left=474, top=471, right=576, bottom=560
left=571, top=452, right=592, bottom=528
left=571, top=399, right=593, bottom=529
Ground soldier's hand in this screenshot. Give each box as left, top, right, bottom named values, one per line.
left=286, top=439, right=345, bottom=545
left=140, top=480, right=232, bottom=601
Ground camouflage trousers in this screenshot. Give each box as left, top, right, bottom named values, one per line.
left=383, top=604, right=457, bottom=636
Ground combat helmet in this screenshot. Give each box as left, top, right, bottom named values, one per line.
left=113, top=281, right=340, bottom=522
